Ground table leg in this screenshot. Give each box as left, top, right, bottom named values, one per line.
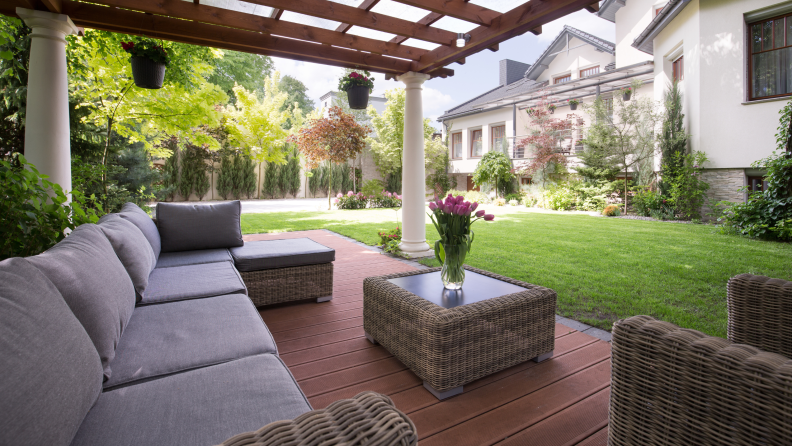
left=364, top=331, right=378, bottom=345
left=423, top=382, right=463, bottom=400
left=532, top=351, right=554, bottom=363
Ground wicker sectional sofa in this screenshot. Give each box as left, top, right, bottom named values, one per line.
left=0, top=201, right=415, bottom=446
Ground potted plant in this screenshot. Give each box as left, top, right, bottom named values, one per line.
left=526, top=107, right=536, bottom=116
left=622, top=87, right=632, bottom=101
left=548, top=104, right=556, bottom=114
left=338, top=70, right=375, bottom=110
left=122, top=39, right=170, bottom=89
left=568, top=98, right=579, bottom=111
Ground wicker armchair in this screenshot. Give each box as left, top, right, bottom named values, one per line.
left=609, top=274, right=792, bottom=446
left=218, top=392, right=417, bottom=446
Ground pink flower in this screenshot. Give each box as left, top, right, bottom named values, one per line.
left=337, top=193, right=343, bottom=198
left=470, top=202, right=478, bottom=211
left=333, top=198, right=339, bottom=204
left=429, top=202, right=437, bottom=211
left=475, top=210, right=485, bottom=218
left=483, top=214, right=495, bottom=221
left=347, top=191, right=354, bottom=196
left=456, top=195, right=465, bottom=204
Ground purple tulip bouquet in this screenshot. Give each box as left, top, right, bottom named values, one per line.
left=428, top=194, right=494, bottom=289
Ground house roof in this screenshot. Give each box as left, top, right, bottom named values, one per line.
left=632, top=0, right=692, bottom=54
left=523, top=25, right=615, bottom=81
left=597, top=0, right=624, bottom=23
left=437, top=25, right=614, bottom=121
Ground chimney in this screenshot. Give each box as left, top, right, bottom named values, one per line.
left=499, top=59, right=531, bottom=86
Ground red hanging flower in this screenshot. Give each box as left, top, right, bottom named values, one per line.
left=121, top=41, right=134, bottom=51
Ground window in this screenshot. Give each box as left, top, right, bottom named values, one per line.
left=554, top=74, right=571, bottom=84
left=749, top=14, right=792, bottom=100
left=747, top=176, right=768, bottom=193
left=521, top=177, right=532, bottom=185
left=513, top=144, right=525, bottom=159
left=451, top=132, right=462, bottom=159
left=672, top=56, right=684, bottom=82
left=491, top=125, right=506, bottom=152
left=580, top=66, right=600, bottom=77
left=470, top=129, right=483, bottom=157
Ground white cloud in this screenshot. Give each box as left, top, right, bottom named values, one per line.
left=537, top=10, right=615, bottom=44
left=422, top=87, right=455, bottom=122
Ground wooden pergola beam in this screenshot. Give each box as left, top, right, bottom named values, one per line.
left=415, top=0, right=601, bottom=73
left=390, top=11, right=442, bottom=45
left=335, top=0, right=379, bottom=34
left=62, top=1, right=454, bottom=78
left=391, top=0, right=500, bottom=26
left=242, top=0, right=456, bottom=46
left=87, top=0, right=428, bottom=61
left=39, top=0, right=60, bottom=13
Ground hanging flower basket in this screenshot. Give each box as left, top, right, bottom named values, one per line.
left=121, top=39, right=171, bottom=90
left=568, top=99, right=579, bottom=111
left=338, top=70, right=375, bottom=110
left=130, top=57, right=166, bottom=89
left=548, top=105, right=556, bottom=114
left=622, top=88, right=632, bottom=101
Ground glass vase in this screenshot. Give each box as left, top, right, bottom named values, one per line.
left=441, top=243, right=466, bottom=290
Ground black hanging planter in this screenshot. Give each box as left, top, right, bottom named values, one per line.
left=623, top=90, right=632, bottom=101
left=131, top=56, right=166, bottom=89
left=570, top=103, right=578, bottom=111
left=346, top=85, right=370, bottom=110
left=548, top=107, right=556, bottom=114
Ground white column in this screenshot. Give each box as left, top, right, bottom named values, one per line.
left=17, top=8, right=78, bottom=196
left=397, top=71, right=433, bottom=257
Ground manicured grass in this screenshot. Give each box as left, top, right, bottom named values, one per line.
left=241, top=209, right=792, bottom=337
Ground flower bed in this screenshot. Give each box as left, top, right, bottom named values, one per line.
left=333, top=190, right=401, bottom=209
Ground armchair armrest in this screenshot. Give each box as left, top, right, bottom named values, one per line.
left=727, top=274, right=792, bottom=358
left=218, top=392, right=417, bottom=446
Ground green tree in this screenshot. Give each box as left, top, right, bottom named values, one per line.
left=279, top=75, right=314, bottom=129
left=216, top=152, right=234, bottom=200
left=284, top=145, right=302, bottom=197
left=262, top=161, right=280, bottom=199
left=472, top=151, right=514, bottom=198
left=658, top=80, right=688, bottom=197
left=207, top=51, right=273, bottom=100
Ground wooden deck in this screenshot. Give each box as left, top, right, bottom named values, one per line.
left=246, top=230, right=611, bottom=446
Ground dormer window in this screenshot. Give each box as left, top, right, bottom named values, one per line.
left=554, top=74, right=571, bottom=84
left=580, top=66, right=600, bottom=77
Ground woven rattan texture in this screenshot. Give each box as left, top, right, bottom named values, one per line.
left=218, top=392, right=416, bottom=446
left=609, top=315, right=792, bottom=446
left=241, top=263, right=333, bottom=307
left=363, top=266, right=556, bottom=392
left=727, top=274, right=792, bottom=358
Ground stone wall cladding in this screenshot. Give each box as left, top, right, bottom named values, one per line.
left=701, top=168, right=745, bottom=219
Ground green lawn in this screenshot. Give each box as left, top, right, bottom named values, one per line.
left=241, top=209, right=792, bottom=337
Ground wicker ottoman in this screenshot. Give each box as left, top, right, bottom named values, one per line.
left=363, top=266, right=556, bottom=400
left=230, top=239, right=334, bottom=307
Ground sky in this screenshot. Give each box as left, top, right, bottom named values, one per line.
left=271, top=9, right=615, bottom=129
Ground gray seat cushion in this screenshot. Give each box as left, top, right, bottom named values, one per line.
left=119, top=202, right=161, bottom=259
left=98, top=214, right=157, bottom=302
left=0, top=258, right=103, bottom=446
left=26, top=224, right=136, bottom=381
left=142, top=261, right=247, bottom=305
left=156, top=200, right=243, bottom=253
left=230, top=238, right=335, bottom=272
left=72, top=354, right=311, bottom=446
left=105, top=294, right=277, bottom=389
left=155, top=248, right=232, bottom=268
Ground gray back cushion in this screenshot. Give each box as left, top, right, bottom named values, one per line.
left=0, top=257, right=103, bottom=446
left=26, top=224, right=136, bottom=381
left=98, top=214, right=157, bottom=302
left=157, top=200, right=244, bottom=252
left=119, top=202, right=161, bottom=259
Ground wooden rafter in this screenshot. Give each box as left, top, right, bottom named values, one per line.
left=62, top=1, right=454, bottom=78
left=414, top=0, right=601, bottom=74
left=335, top=0, right=379, bottom=34
left=241, top=0, right=456, bottom=46
left=39, top=0, right=60, bottom=12
left=391, top=0, right=499, bottom=26
left=86, top=0, right=428, bottom=61
left=390, top=12, right=442, bottom=45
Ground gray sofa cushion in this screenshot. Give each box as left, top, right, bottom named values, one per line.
left=230, top=238, right=336, bottom=272
left=142, top=261, right=247, bottom=305
left=72, top=354, right=311, bottom=446
left=27, top=224, right=136, bottom=380
left=105, top=294, right=277, bottom=389
left=155, top=248, right=232, bottom=268
left=156, top=201, right=243, bottom=253
left=119, top=202, right=161, bottom=259
left=98, top=214, right=157, bottom=302
left=0, top=258, right=103, bottom=446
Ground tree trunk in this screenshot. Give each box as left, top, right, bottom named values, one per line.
left=328, top=162, right=333, bottom=210
left=257, top=162, right=262, bottom=199
left=624, top=166, right=629, bottom=214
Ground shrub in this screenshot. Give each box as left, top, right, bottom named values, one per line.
left=602, top=204, right=621, bottom=216
left=463, top=191, right=489, bottom=204
left=666, top=151, right=709, bottom=220
left=544, top=184, right=576, bottom=210
left=378, top=227, right=401, bottom=245
left=369, top=191, right=401, bottom=208
left=335, top=191, right=368, bottom=209
left=522, top=196, right=538, bottom=207
left=1, top=155, right=101, bottom=260
left=505, top=193, right=522, bottom=202
left=383, top=239, right=402, bottom=255
left=509, top=199, right=519, bottom=206
left=361, top=179, right=386, bottom=198
left=493, top=198, right=506, bottom=206
left=632, top=187, right=665, bottom=217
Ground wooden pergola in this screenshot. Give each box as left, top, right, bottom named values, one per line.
left=3, top=0, right=599, bottom=257
left=1, top=0, right=599, bottom=78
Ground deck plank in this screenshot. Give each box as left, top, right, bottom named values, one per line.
left=251, top=230, right=612, bottom=445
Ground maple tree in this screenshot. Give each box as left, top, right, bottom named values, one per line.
left=517, top=93, right=579, bottom=190
left=290, top=106, right=370, bottom=209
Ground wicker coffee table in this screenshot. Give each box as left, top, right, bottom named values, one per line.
left=363, top=266, right=556, bottom=400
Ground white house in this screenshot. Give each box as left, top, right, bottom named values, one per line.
left=443, top=1, right=791, bottom=207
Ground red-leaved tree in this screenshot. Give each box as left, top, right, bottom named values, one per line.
left=516, top=93, right=581, bottom=190
left=290, top=106, right=371, bottom=209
